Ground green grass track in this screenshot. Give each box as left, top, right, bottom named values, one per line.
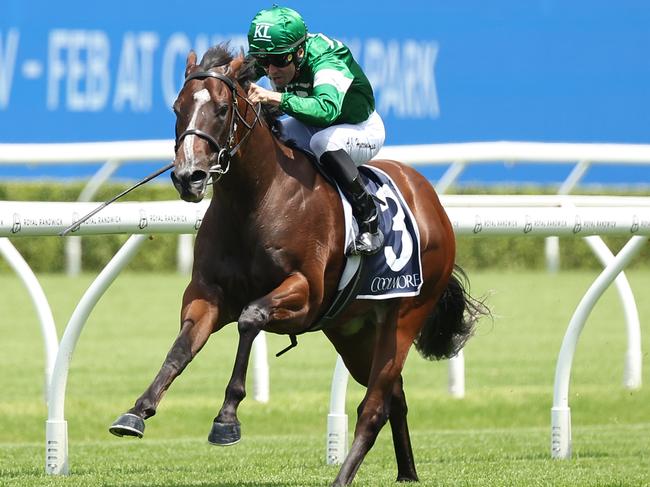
left=1, top=270, right=649, bottom=486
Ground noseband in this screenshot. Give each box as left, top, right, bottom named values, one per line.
left=175, top=70, right=262, bottom=180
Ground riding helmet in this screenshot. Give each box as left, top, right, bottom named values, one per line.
left=247, top=6, right=308, bottom=55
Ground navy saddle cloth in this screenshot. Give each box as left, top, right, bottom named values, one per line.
left=339, top=165, right=423, bottom=300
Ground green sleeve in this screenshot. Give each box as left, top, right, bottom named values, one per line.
left=279, top=54, right=354, bottom=127
left=279, top=85, right=342, bottom=127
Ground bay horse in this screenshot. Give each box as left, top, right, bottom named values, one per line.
left=109, top=44, right=485, bottom=486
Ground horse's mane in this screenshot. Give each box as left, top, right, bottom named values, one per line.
left=200, top=43, right=283, bottom=131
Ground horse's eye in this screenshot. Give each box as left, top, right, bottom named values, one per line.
left=216, top=105, right=228, bottom=117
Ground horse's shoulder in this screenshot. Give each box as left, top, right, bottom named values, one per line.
left=274, top=138, right=338, bottom=185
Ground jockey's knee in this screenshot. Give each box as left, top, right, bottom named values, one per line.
left=310, top=130, right=345, bottom=160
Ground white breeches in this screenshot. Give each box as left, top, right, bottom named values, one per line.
left=278, top=111, right=385, bottom=166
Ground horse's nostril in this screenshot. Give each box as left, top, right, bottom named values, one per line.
left=190, top=170, right=208, bottom=183
left=171, top=169, right=206, bottom=187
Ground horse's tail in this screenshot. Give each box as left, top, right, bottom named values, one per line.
left=414, top=265, right=488, bottom=361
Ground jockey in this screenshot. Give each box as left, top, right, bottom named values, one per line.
left=246, top=5, right=385, bottom=256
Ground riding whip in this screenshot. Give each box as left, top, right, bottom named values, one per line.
left=59, top=162, right=174, bottom=236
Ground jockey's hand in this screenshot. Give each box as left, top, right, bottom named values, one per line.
left=248, top=83, right=282, bottom=106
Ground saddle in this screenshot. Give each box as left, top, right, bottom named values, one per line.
left=273, top=140, right=422, bottom=337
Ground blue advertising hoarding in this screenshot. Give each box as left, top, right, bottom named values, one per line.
left=1, top=0, right=649, bottom=184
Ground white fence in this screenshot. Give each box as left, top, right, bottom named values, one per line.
left=1, top=196, right=649, bottom=474
left=2, top=140, right=650, bottom=274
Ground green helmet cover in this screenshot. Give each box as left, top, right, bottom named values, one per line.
left=248, top=6, right=307, bottom=55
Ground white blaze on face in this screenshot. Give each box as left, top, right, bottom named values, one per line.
left=184, top=88, right=212, bottom=162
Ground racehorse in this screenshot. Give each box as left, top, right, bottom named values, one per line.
left=109, top=44, right=486, bottom=486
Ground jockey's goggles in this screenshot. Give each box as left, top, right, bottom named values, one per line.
left=253, top=52, right=295, bottom=68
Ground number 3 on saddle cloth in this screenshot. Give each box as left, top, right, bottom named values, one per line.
left=310, top=165, right=423, bottom=332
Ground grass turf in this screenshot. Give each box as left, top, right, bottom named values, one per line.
left=1, top=269, right=649, bottom=486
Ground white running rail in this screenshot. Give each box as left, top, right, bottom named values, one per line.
left=2, top=140, right=650, bottom=274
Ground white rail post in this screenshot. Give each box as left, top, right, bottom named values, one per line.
left=435, top=160, right=467, bottom=195
left=326, top=355, right=349, bottom=465
left=435, top=161, right=468, bottom=398
left=64, top=236, right=83, bottom=276
left=550, top=235, right=648, bottom=460
left=544, top=237, right=561, bottom=273
left=545, top=159, right=592, bottom=273
left=65, top=159, right=122, bottom=276
left=251, top=332, right=269, bottom=403
left=448, top=350, right=465, bottom=398
left=0, top=238, right=58, bottom=403
left=583, top=236, right=642, bottom=389
left=46, top=234, right=148, bottom=475
left=176, top=234, right=194, bottom=274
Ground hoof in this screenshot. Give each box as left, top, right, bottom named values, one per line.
left=109, top=413, right=145, bottom=438
left=396, top=476, right=419, bottom=483
left=208, top=421, right=241, bottom=446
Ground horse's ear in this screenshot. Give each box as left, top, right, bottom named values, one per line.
left=233, top=52, right=252, bottom=89
left=185, top=50, right=198, bottom=77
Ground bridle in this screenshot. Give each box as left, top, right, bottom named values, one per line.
left=174, top=70, right=262, bottom=181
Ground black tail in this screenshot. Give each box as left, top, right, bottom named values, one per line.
left=414, top=266, right=488, bottom=360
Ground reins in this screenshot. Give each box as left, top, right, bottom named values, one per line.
left=175, top=70, right=262, bottom=182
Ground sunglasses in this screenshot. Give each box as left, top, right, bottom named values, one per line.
left=254, top=52, right=295, bottom=68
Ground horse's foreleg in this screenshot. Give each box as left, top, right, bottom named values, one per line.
left=208, top=272, right=311, bottom=446
left=206, top=312, right=260, bottom=446
left=109, top=281, right=220, bottom=438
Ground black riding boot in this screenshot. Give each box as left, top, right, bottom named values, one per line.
left=320, top=149, right=384, bottom=256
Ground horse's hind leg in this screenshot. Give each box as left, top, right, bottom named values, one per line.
left=109, top=279, right=220, bottom=438
left=330, top=297, right=441, bottom=486
left=327, top=323, right=417, bottom=484
left=208, top=272, right=311, bottom=446
left=390, top=376, right=418, bottom=482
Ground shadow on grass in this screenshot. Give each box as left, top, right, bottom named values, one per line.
left=105, top=484, right=314, bottom=487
